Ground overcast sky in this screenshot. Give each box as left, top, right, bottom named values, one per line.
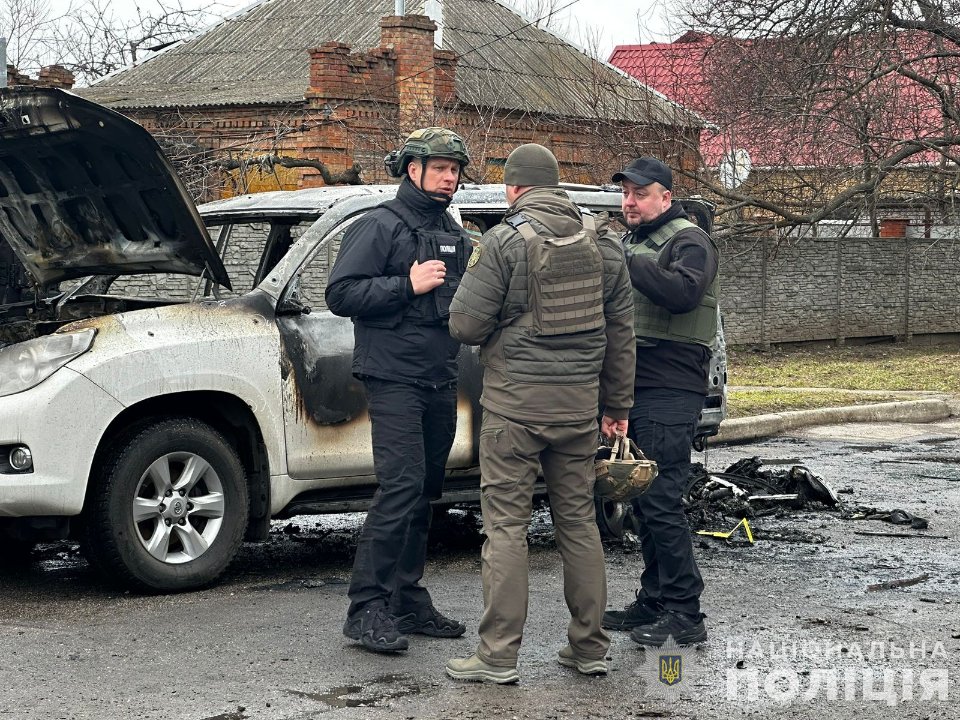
left=83, top=0, right=685, bottom=61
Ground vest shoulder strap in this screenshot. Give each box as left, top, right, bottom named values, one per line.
left=581, top=212, right=597, bottom=235
left=507, top=211, right=601, bottom=243
left=506, top=212, right=539, bottom=241
left=379, top=198, right=424, bottom=233
left=644, top=217, right=700, bottom=248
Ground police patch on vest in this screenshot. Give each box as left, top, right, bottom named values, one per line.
left=467, top=245, right=482, bottom=269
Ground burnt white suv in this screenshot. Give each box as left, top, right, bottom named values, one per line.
left=0, top=88, right=725, bottom=591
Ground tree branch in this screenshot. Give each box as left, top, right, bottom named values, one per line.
left=216, top=154, right=364, bottom=185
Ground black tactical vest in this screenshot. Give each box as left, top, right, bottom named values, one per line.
left=381, top=198, right=470, bottom=324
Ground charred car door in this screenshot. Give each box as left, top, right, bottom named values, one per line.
left=275, top=213, right=481, bottom=484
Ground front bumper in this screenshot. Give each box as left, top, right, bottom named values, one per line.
left=0, top=367, right=123, bottom=517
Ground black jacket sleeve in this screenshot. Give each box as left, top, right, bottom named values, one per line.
left=324, top=212, right=416, bottom=318
left=626, top=228, right=719, bottom=314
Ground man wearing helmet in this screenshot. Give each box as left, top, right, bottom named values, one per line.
left=325, top=127, right=472, bottom=654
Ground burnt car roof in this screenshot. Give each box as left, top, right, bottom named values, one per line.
left=0, top=87, right=230, bottom=289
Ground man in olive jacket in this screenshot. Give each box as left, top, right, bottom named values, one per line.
left=444, top=144, right=636, bottom=683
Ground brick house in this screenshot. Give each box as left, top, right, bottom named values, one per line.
left=78, top=0, right=702, bottom=201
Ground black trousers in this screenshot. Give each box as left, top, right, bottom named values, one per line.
left=628, top=387, right=705, bottom=617
left=347, top=378, right=457, bottom=617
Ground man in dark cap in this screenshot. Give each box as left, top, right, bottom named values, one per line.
left=444, top=143, right=636, bottom=683
left=602, top=156, right=719, bottom=647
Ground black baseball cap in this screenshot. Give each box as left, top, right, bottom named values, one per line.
left=612, top=157, right=673, bottom=190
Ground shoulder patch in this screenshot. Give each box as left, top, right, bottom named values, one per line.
left=467, top=244, right=482, bottom=269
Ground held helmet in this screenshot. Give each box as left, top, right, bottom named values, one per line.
left=384, top=127, right=470, bottom=178
left=594, top=435, right=658, bottom=503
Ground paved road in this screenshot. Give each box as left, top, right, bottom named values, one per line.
left=2, top=420, right=959, bottom=719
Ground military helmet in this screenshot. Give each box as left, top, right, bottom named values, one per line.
left=385, top=127, right=470, bottom=178
left=594, top=435, right=658, bottom=503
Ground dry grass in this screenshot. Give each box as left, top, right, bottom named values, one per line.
left=728, top=341, right=960, bottom=392
left=726, top=389, right=905, bottom=419
left=724, top=341, right=959, bottom=417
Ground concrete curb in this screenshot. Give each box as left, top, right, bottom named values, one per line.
left=714, top=397, right=957, bottom=445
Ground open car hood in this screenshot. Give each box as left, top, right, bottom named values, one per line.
left=0, top=87, right=230, bottom=289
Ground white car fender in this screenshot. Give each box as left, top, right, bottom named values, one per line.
left=65, top=301, right=288, bottom=476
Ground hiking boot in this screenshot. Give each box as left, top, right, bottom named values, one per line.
left=629, top=610, right=707, bottom=647
left=557, top=645, right=608, bottom=676
left=343, top=605, right=409, bottom=653
left=602, top=591, right=663, bottom=630
left=393, top=604, right=466, bottom=638
left=445, top=654, right=519, bottom=684
left=343, top=615, right=362, bottom=641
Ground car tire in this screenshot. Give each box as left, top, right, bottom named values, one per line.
left=595, top=496, right=633, bottom=540
left=82, top=418, right=249, bottom=592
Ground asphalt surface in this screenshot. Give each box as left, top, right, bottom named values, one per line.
left=2, top=419, right=960, bottom=719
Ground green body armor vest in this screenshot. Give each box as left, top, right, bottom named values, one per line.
left=509, top=212, right=605, bottom=337
left=625, top=218, right=719, bottom=348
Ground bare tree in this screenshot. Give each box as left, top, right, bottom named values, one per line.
left=52, top=0, right=215, bottom=85
left=1, top=0, right=215, bottom=85
left=53, top=0, right=207, bottom=83
left=663, top=0, right=960, bottom=234
left=0, top=0, right=59, bottom=73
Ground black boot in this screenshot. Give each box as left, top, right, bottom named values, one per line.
left=630, top=610, right=707, bottom=647
left=602, top=590, right=663, bottom=630
left=392, top=604, right=466, bottom=638
left=343, top=604, right=409, bottom=653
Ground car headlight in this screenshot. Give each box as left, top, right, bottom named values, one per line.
left=0, top=328, right=96, bottom=397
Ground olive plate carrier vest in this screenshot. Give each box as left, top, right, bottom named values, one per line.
left=625, top=217, right=719, bottom=347
left=507, top=212, right=605, bottom=338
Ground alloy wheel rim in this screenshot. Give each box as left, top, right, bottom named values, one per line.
left=131, top=452, right=226, bottom=564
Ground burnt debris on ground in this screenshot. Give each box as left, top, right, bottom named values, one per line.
left=678, top=456, right=932, bottom=543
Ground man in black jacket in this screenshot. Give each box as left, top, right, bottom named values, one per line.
left=602, top=157, right=719, bottom=647
left=325, top=128, right=472, bottom=654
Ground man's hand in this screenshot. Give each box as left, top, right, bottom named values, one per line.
left=600, top=415, right=628, bottom=439
left=410, top=260, right=447, bottom=295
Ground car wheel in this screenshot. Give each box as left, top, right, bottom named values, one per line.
left=595, top=496, right=632, bottom=540
left=82, top=418, right=249, bottom=592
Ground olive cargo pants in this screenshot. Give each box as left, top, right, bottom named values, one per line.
left=475, top=410, right=609, bottom=666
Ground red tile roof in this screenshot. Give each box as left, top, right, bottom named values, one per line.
left=610, top=32, right=955, bottom=175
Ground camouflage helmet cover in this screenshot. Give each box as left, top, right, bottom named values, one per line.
left=386, top=127, right=470, bottom=178
left=594, top=436, right=658, bottom=503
